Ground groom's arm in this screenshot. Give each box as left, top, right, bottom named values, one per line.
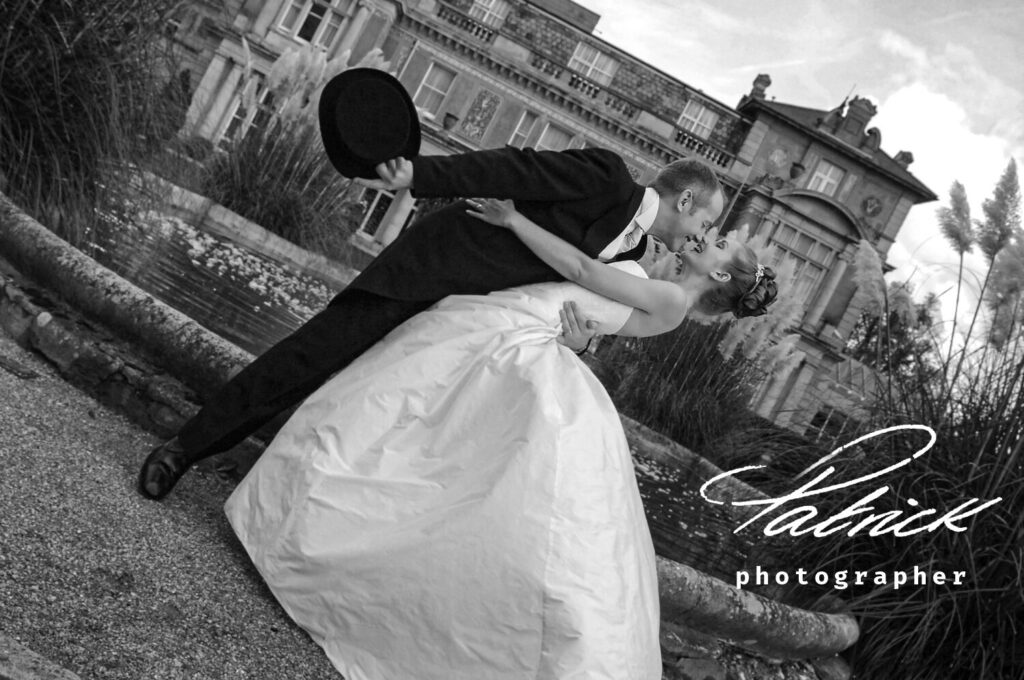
left=361, top=147, right=631, bottom=202
left=413, top=146, right=629, bottom=201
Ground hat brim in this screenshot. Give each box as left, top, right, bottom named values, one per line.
left=318, top=68, right=421, bottom=180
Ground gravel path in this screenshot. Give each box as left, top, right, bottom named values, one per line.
left=0, top=331, right=340, bottom=680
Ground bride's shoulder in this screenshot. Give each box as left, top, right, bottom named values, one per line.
left=608, top=259, right=649, bottom=279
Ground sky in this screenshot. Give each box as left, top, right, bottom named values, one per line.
left=576, top=0, right=1023, bottom=340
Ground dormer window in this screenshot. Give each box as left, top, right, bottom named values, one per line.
left=676, top=99, right=719, bottom=140
left=508, top=110, right=539, bottom=148
left=536, top=122, right=573, bottom=151
left=468, top=0, right=511, bottom=27
left=568, top=42, right=619, bottom=86
left=413, top=62, right=457, bottom=118
left=279, top=0, right=353, bottom=49
left=808, top=159, right=845, bottom=197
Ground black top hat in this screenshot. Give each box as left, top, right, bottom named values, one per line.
left=318, top=68, right=421, bottom=179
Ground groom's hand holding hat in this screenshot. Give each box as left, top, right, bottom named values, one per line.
left=359, top=157, right=414, bottom=192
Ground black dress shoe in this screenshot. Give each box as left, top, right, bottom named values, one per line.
left=138, top=437, right=192, bottom=501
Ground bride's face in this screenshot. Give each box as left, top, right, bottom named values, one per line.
left=645, top=234, right=733, bottom=289
left=675, top=234, right=733, bottom=282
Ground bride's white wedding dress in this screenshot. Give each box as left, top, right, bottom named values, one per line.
left=224, top=260, right=661, bottom=679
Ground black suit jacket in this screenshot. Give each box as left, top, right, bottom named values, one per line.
left=345, top=146, right=645, bottom=301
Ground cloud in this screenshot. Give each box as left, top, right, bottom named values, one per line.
left=874, top=83, right=1011, bottom=337
left=729, top=58, right=809, bottom=73
left=878, top=30, right=929, bottom=69
left=876, top=30, right=1024, bottom=157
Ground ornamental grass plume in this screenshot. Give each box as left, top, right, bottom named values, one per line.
left=937, top=180, right=976, bottom=362
left=851, top=238, right=886, bottom=319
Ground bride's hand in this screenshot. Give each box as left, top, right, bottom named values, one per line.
left=465, top=198, right=520, bottom=229
left=556, top=301, right=598, bottom=354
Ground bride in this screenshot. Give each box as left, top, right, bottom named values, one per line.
left=224, top=198, right=777, bottom=680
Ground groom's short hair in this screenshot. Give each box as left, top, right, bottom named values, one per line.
left=650, top=158, right=722, bottom=211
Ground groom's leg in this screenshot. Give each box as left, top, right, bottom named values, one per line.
left=139, top=289, right=430, bottom=499
left=178, top=289, right=430, bottom=460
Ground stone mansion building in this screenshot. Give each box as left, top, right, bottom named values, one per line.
left=166, top=0, right=937, bottom=437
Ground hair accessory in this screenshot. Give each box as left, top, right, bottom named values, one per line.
left=747, top=263, right=765, bottom=295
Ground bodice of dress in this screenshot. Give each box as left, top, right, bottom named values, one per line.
left=477, top=259, right=648, bottom=337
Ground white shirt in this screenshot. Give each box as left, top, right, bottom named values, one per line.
left=597, top=187, right=659, bottom=261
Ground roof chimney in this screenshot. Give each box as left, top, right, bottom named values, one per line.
left=750, top=73, right=771, bottom=99
left=894, top=151, right=914, bottom=168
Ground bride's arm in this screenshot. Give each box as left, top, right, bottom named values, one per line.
left=467, top=199, right=687, bottom=336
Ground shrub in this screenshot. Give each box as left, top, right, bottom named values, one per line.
left=0, top=0, right=179, bottom=243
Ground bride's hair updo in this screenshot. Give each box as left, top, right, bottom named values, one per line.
left=693, top=243, right=779, bottom=319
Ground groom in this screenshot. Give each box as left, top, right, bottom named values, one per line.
left=138, top=69, right=725, bottom=500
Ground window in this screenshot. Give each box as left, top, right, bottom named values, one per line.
left=468, top=0, right=511, bottom=27
left=806, top=406, right=858, bottom=443
left=766, top=223, right=836, bottom=306
left=808, top=159, right=845, bottom=197
left=355, top=189, right=418, bottom=241
left=567, top=42, right=619, bottom=86
left=278, top=0, right=352, bottom=49
left=413, top=63, right=457, bottom=118
left=508, top=110, right=538, bottom=148
left=218, top=75, right=275, bottom=149
left=535, top=123, right=572, bottom=152
left=677, top=99, right=719, bottom=140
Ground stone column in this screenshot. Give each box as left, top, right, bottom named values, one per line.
left=184, top=52, right=240, bottom=139
left=375, top=189, right=417, bottom=246
left=803, top=249, right=853, bottom=331
left=195, top=60, right=245, bottom=140
left=183, top=52, right=226, bottom=134
left=335, top=1, right=373, bottom=58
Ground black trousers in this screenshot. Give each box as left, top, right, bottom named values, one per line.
left=176, top=288, right=432, bottom=462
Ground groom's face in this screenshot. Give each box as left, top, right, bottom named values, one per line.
left=669, top=188, right=725, bottom=251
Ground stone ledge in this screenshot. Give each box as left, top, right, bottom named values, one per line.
left=0, top=635, right=81, bottom=680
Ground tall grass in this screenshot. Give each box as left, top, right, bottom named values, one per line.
left=201, top=120, right=363, bottom=261
left=597, top=322, right=761, bottom=450
left=755, top=351, right=1024, bottom=679
left=0, top=0, right=180, bottom=244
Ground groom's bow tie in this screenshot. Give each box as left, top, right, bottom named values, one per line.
left=619, top=222, right=646, bottom=253
left=610, top=232, right=648, bottom=263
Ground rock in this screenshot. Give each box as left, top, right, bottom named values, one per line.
left=810, top=655, right=851, bottom=680
left=0, top=285, right=38, bottom=343
left=673, top=657, right=729, bottom=680
left=147, top=402, right=187, bottom=437
left=661, top=621, right=721, bottom=660
left=69, top=343, right=123, bottom=384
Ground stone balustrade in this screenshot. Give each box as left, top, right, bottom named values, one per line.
left=436, top=3, right=496, bottom=43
